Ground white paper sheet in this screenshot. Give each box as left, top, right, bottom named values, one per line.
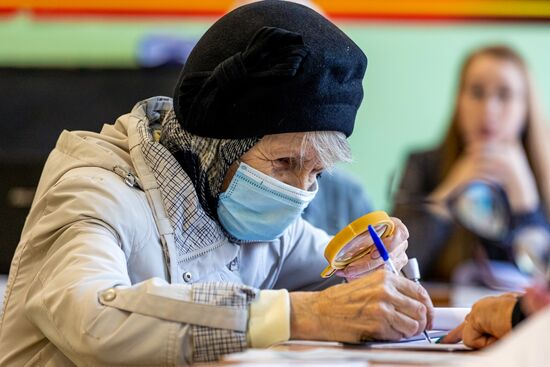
left=358, top=330, right=447, bottom=345
left=359, top=307, right=470, bottom=346
left=225, top=348, right=467, bottom=365
left=370, top=340, right=471, bottom=352
left=432, top=307, right=470, bottom=330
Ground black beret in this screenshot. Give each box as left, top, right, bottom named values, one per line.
left=173, top=0, right=367, bottom=139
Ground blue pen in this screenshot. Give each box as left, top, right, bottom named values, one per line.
left=367, top=225, right=432, bottom=343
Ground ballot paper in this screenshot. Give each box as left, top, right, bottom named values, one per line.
left=227, top=362, right=367, bottom=367
left=357, top=330, right=448, bottom=346
left=225, top=347, right=469, bottom=365
left=359, top=307, right=470, bottom=346
left=432, top=307, right=470, bottom=330
left=369, top=339, right=471, bottom=352
left=225, top=307, right=475, bottom=364
left=342, top=307, right=472, bottom=353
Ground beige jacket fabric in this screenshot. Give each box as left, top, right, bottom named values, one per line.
left=0, top=97, right=336, bottom=366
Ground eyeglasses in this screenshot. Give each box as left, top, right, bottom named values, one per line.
left=394, top=180, right=511, bottom=243
left=448, top=181, right=511, bottom=242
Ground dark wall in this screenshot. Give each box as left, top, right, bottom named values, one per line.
left=0, top=67, right=181, bottom=272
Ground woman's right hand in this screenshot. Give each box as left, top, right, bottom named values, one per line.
left=428, top=142, right=538, bottom=216
left=289, top=269, right=434, bottom=342
left=430, top=143, right=497, bottom=206
left=427, top=145, right=492, bottom=218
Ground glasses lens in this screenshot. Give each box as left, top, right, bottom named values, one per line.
left=450, top=182, right=509, bottom=240
left=334, top=223, right=388, bottom=263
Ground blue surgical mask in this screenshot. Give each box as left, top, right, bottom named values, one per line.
left=217, top=162, right=318, bottom=241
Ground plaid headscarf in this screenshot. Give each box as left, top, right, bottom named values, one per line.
left=160, top=109, right=260, bottom=220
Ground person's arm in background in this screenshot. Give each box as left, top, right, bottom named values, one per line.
left=441, top=285, right=550, bottom=348
left=509, top=204, right=550, bottom=247
left=391, top=150, right=454, bottom=276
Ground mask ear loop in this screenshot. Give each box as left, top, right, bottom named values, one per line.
left=220, top=159, right=243, bottom=195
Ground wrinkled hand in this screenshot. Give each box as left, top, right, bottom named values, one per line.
left=440, top=293, right=519, bottom=348
left=335, top=218, right=409, bottom=281
left=290, top=270, right=434, bottom=343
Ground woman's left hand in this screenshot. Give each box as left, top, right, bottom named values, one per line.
left=335, top=217, right=409, bottom=281
left=440, top=293, right=519, bottom=348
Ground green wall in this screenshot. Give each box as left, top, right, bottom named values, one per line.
left=344, top=23, right=550, bottom=210
left=2, top=14, right=550, bottom=209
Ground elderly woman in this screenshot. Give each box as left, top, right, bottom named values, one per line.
left=0, top=2, right=432, bottom=365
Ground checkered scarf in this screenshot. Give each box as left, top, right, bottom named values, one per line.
left=133, top=98, right=259, bottom=361
left=160, top=109, right=259, bottom=220
left=135, top=100, right=259, bottom=261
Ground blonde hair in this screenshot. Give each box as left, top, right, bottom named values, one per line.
left=439, top=45, right=550, bottom=214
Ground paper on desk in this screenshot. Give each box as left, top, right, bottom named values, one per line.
left=370, top=339, right=471, bottom=352
left=358, top=330, right=447, bottom=345
left=228, top=362, right=367, bottom=367
left=433, top=307, right=470, bottom=330
left=361, top=307, right=470, bottom=346
left=225, top=347, right=468, bottom=365
left=354, top=308, right=470, bottom=350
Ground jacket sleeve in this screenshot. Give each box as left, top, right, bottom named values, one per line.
left=391, top=152, right=454, bottom=276
left=511, top=205, right=550, bottom=234
left=23, top=172, right=257, bottom=365
left=274, top=217, right=342, bottom=291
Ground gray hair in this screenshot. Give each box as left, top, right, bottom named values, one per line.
left=300, top=131, right=352, bottom=171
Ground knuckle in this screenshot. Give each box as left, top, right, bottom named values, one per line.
left=372, top=322, right=387, bottom=338
left=373, top=289, right=386, bottom=302
left=370, top=301, right=384, bottom=316
left=408, top=320, right=420, bottom=336
left=372, top=302, right=389, bottom=318
left=414, top=283, right=429, bottom=299
left=410, top=281, right=422, bottom=293
left=370, top=306, right=382, bottom=319
left=416, top=302, right=427, bottom=317
left=377, top=283, right=393, bottom=300
left=472, top=301, right=483, bottom=312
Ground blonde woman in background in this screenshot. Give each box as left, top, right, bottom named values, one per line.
left=393, top=45, right=550, bottom=283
